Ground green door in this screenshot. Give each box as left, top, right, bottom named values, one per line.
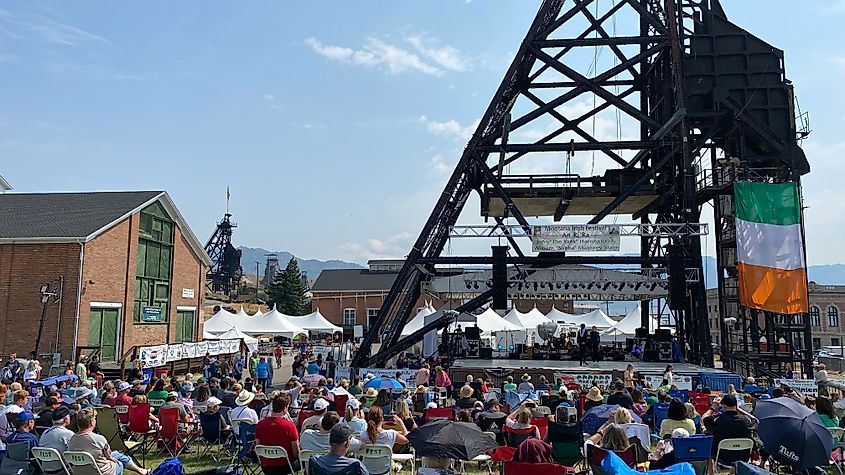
left=175, top=310, right=196, bottom=343
left=88, top=308, right=119, bottom=361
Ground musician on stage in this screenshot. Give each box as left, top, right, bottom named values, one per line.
left=577, top=324, right=588, bottom=366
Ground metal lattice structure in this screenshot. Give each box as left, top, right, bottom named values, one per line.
left=204, top=213, right=243, bottom=298
left=353, top=0, right=811, bottom=376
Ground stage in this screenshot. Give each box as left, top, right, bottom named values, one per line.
left=451, top=358, right=725, bottom=375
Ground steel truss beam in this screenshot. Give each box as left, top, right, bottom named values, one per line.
left=449, top=223, right=708, bottom=238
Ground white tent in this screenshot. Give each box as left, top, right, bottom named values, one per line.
left=236, top=306, right=251, bottom=319
left=290, top=309, right=342, bottom=334
left=241, top=304, right=306, bottom=338
left=401, top=304, right=436, bottom=336
left=251, top=308, right=264, bottom=317
left=570, top=309, right=616, bottom=329
left=473, top=308, right=523, bottom=334
left=209, top=327, right=260, bottom=353
left=546, top=306, right=577, bottom=324
left=504, top=306, right=551, bottom=344
left=203, top=308, right=240, bottom=335
left=601, top=306, right=660, bottom=341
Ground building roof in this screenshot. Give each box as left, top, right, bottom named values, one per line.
left=0, top=175, right=11, bottom=192
left=310, top=268, right=398, bottom=292
left=0, top=190, right=212, bottom=266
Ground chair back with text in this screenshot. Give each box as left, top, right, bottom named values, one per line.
left=113, top=404, right=130, bottom=424
left=668, top=389, right=689, bottom=402
left=31, top=447, right=72, bottom=475
left=64, top=450, right=105, bottom=475
left=359, top=444, right=393, bottom=475
left=673, top=435, right=713, bottom=462
left=255, top=445, right=293, bottom=470
left=300, top=449, right=330, bottom=475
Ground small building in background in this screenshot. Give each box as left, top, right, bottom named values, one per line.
left=0, top=191, right=211, bottom=363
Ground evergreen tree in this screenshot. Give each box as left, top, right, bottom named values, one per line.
left=266, top=257, right=309, bottom=315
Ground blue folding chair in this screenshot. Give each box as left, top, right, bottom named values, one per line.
left=653, top=403, right=670, bottom=432
left=233, top=422, right=258, bottom=475
left=668, top=390, right=689, bottom=403
left=674, top=435, right=713, bottom=475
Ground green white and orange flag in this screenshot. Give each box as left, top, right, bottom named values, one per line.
left=734, top=181, right=808, bottom=314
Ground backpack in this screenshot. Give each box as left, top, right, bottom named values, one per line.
left=1, top=366, right=12, bottom=384
left=151, top=458, right=185, bottom=475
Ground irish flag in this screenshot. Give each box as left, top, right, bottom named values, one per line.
left=734, top=181, right=808, bottom=314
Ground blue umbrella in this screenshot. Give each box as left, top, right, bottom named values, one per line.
left=363, top=377, right=405, bottom=390
left=582, top=404, right=642, bottom=435
left=755, top=398, right=833, bottom=470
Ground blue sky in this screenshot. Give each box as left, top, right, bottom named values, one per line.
left=3, top=1, right=845, bottom=266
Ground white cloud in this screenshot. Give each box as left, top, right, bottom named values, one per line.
left=419, top=115, right=479, bottom=140
left=29, top=18, right=108, bottom=45
left=263, top=94, right=275, bottom=101
left=340, top=232, right=413, bottom=262
left=430, top=153, right=451, bottom=176
left=305, top=36, right=443, bottom=76
left=405, top=35, right=471, bottom=72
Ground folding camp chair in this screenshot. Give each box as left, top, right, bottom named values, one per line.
left=714, top=438, right=754, bottom=468
left=547, top=421, right=584, bottom=467
left=358, top=445, right=393, bottom=475
left=674, top=434, right=713, bottom=475
left=653, top=402, right=670, bottom=431
left=198, top=410, right=230, bottom=461
left=31, top=447, right=72, bottom=475
left=668, top=389, right=690, bottom=402
left=114, top=404, right=130, bottom=425
left=255, top=445, right=294, bottom=475
left=503, top=424, right=538, bottom=448
left=531, top=416, right=550, bottom=440
left=96, top=406, right=142, bottom=461
left=300, top=449, right=330, bottom=475
left=233, top=422, right=258, bottom=475
left=0, top=441, right=35, bottom=475
left=127, top=403, right=161, bottom=463
left=158, top=407, right=190, bottom=457
left=424, top=407, right=455, bottom=422
left=587, top=444, right=635, bottom=475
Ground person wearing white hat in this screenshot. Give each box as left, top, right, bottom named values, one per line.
left=518, top=373, right=534, bottom=393
left=302, top=398, right=330, bottom=432
left=229, top=390, right=258, bottom=435
left=343, top=397, right=366, bottom=437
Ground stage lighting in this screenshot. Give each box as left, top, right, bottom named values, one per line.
left=472, top=282, right=479, bottom=289
left=556, top=282, right=562, bottom=289
left=634, top=282, right=643, bottom=291
left=602, top=282, right=611, bottom=291
left=533, top=282, right=538, bottom=291
left=564, top=283, right=570, bottom=290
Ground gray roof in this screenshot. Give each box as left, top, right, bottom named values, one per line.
left=311, top=268, right=399, bottom=292
left=0, top=191, right=162, bottom=239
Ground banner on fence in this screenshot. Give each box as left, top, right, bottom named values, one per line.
left=335, top=366, right=352, bottom=382
left=642, top=374, right=693, bottom=390
left=195, top=341, right=208, bottom=356
left=207, top=340, right=220, bottom=355
left=139, top=345, right=168, bottom=368
left=554, top=372, right=613, bottom=389
left=775, top=378, right=817, bottom=396
left=166, top=345, right=182, bottom=363
left=358, top=368, right=416, bottom=383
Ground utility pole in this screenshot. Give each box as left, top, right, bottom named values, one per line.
left=255, top=261, right=260, bottom=304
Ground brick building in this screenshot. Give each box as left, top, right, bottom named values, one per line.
left=707, top=283, right=845, bottom=350
left=0, top=191, right=212, bottom=362
left=310, top=259, right=573, bottom=332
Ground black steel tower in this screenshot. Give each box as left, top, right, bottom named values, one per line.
left=204, top=213, right=243, bottom=298
left=352, top=0, right=812, bottom=377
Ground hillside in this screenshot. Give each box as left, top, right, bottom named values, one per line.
left=238, top=246, right=362, bottom=281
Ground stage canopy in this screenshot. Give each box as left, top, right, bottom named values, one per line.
left=290, top=309, right=342, bottom=334
left=203, top=308, right=242, bottom=335
left=465, top=308, right=523, bottom=335
left=602, top=306, right=661, bottom=341
left=241, top=304, right=306, bottom=338
left=236, top=306, right=251, bottom=319
left=546, top=306, right=576, bottom=323
left=504, top=306, right=551, bottom=343
left=402, top=304, right=436, bottom=336
left=569, top=309, right=616, bottom=329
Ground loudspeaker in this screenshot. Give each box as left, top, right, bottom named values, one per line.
left=642, top=349, right=660, bottom=362
left=656, top=329, right=672, bottom=342
left=667, top=244, right=686, bottom=310
left=464, top=327, right=481, bottom=340
left=492, top=246, right=508, bottom=310
left=659, top=342, right=673, bottom=361
left=635, top=327, right=648, bottom=338
left=479, top=348, right=493, bottom=359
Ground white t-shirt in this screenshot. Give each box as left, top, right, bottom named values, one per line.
left=301, top=414, right=323, bottom=432
left=664, top=371, right=675, bottom=384
left=229, top=405, right=259, bottom=434
left=362, top=429, right=398, bottom=448
left=0, top=404, right=23, bottom=438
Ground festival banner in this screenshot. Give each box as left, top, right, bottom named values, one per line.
left=195, top=341, right=208, bottom=356
left=139, top=345, right=167, bottom=368
left=643, top=374, right=693, bottom=390
left=775, top=378, right=818, bottom=396
left=166, top=345, right=182, bottom=363
left=358, top=367, right=416, bottom=383
left=532, top=224, right=621, bottom=252
left=207, top=341, right=221, bottom=355
left=554, top=372, right=613, bottom=389
left=335, top=366, right=352, bottom=382
left=184, top=342, right=198, bottom=358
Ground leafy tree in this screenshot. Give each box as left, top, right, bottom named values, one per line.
left=266, top=257, right=310, bottom=315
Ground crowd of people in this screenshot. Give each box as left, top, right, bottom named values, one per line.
left=3, top=346, right=844, bottom=475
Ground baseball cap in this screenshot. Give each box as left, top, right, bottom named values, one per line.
left=329, top=424, right=353, bottom=445
left=52, top=407, right=70, bottom=421
left=167, top=391, right=179, bottom=399
left=117, top=382, right=131, bottom=392
left=426, top=401, right=438, bottom=409
left=16, top=411, right=34, bottom=424
left=314, top=398, right=330, bottom=411
left=345, top=397, right=361, bottom=410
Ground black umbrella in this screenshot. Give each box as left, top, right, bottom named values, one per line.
left=755, top=398, right=833, bottom=470
left=407, top=420, right=499, bottom=460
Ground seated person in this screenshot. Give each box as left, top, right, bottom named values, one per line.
left=455, top=385, right=478, bottom=410
left=513, top=438, right=555, bottom=464
left=300, top=411, right=362, bottom=453
left=649, top=428, right=689, bottom=469
left=68, top=408, right=149, bottom=475
left=4, top=411, right=40, bottom=468
left=659, top=399, right=696, bottom=437
left=160, top=391, right=191, bottom=423
left=701, top=394, right=757, bottom=465
left=310, top=425, right=370, bottom=475
left=503, top=376, right=517, bottom=392
left=505, top=407, right=541, bottom=444
left=38, top=407, right=75, bottom=472
left=586, top=422, right=631, bottom=453
left=256, top=393, right=299, bottom=475
left=302, top=398, right=330, bottom=431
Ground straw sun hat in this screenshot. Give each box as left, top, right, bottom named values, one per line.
left=586, top=386, right=603, bottom=402
left=521, top=373, right=531, bottom=382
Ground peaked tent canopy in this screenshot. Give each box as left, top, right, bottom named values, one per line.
left=571, top=309, right=616, bottom=329
left=241, top=304, right=306, bottom=338
left=290, top=309, right=342, bottom=334
left=546, top=306, right=576, bottom=323
left=203, top=308, right=241, bottom=335
left=602, top=306, right=661, bottom=341
left=504, top=306, right=551, bottom=343
left=236, top=306, right=251, bottom=319
left=472, top=308, right=523, bottom=334
left=401, top=304, right=436, bottom=336
left=208, top=327, right=259, bottom=353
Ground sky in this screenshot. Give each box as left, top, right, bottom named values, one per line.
left=2, top=0, right=845, bottom=266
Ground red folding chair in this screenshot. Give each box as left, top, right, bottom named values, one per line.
left=503, top=425, right=538, bottom=448
left=531, top=417, right=550, bottom=440
left=157, top=407, right=183, bottom=457
left=424, top=407, right=455, bottom=422
left=334, top=394, right=348, bottom=415
left=689, top=392, right=711, bottom=418
left=297, top=410, right=316, bottom=431
left=504, top=462, right=570, bottom=475
left=127, top=403, right=160, bottom=463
